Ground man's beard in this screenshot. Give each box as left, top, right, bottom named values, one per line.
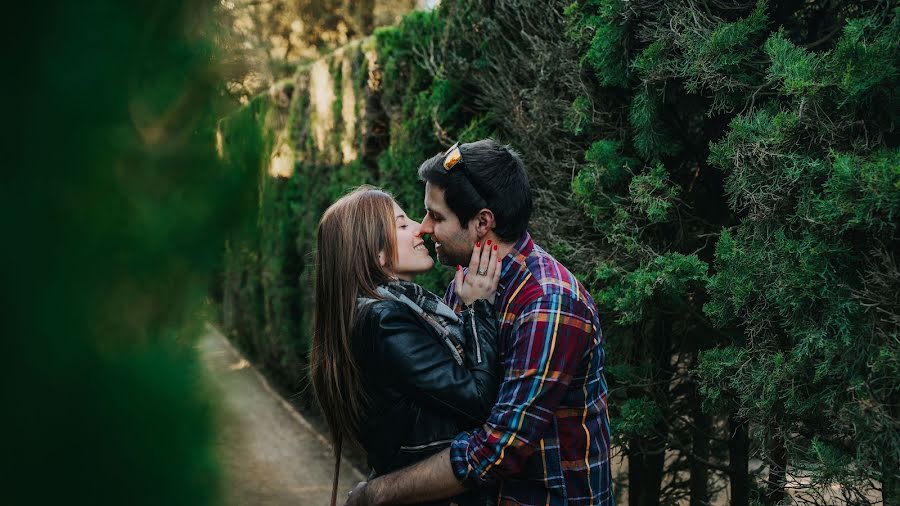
left=435, top=232, right=473, bottom=267
left=436, top=247, right=469, bottom=267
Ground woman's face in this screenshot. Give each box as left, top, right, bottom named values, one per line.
left=389, top=201, right=434, bottom=280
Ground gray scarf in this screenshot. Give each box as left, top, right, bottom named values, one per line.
left=358, top=280, right=466, bottom=366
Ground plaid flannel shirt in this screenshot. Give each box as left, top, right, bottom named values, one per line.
left=445, top=232, right=613, bottom=506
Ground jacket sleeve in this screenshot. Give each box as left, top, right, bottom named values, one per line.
left=459, top=299, right=501, bottom=422
left=372, top=301, right=500, bottom=426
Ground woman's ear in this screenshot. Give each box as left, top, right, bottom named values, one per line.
left=378, top=250, right=387, bottom=267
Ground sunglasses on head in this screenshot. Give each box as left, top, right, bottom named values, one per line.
left=443, top=142, right=464, bottom=171
left=442, top=142, right=489, bottom=203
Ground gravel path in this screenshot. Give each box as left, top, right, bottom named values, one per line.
left=198, top=325, right=365, bottom=505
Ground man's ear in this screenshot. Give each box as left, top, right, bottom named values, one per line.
left=471, top=208, right=496, bottom=237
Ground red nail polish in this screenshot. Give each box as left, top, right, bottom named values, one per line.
left=493, top=245, right=498, bottom=251
left=487, top=240, right=492, bottom=246
left=476, top=241, right=480, bottom=248
left=456, top=265, right=461, bottom=271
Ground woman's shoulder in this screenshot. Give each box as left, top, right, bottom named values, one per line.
left=355, top=298, right=426, bottom=334
left=353, top=299, right=432, bottom=360
left=358, top=299, right=416, bottom=321
left=359, top=298, right=409, bottom=320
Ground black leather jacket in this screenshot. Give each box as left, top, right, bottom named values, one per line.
left=351, top=297, right=501, bottom=500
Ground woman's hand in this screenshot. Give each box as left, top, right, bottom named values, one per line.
left=454, top=240, right=501, bottom=306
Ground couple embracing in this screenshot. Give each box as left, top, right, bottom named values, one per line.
left=310, top=140, right=613, bottom=506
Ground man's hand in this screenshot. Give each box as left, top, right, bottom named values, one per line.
left=344, top=481, right=370, bottom=506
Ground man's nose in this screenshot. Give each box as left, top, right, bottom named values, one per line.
left=417, top=216, right=434, bottom=237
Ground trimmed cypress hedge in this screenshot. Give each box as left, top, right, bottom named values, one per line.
left=218, top=1, right=898, bottom=503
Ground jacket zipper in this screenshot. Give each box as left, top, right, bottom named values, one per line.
left=471, top=308, right=482, bottom=364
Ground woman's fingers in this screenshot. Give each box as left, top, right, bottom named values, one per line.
left=472, top=239, right=494, bottom=277
left=454, top=239, right=503, bottom=304
left=493, top=246, right=502, bottom=285
left=480, top=240, right=492, bottom=271
left=485, top=243, right=498, bottom=280
left=488, top=244, right=501, bottom=296
left=468, top=240, right=483, bottom=275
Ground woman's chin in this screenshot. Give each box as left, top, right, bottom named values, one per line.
left=396, top=262, right=434, bottom=281
left=414, top=261, right=435, bottom=275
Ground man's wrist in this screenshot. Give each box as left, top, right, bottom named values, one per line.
left=363, top=477, right=386, bottom=505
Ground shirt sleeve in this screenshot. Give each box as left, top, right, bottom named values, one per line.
left=449, top=293, right=596, bottom=487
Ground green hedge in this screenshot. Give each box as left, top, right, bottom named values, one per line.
left=217, top=24, right=487, bottom=403
left=218, top=1, right=898, bottom=504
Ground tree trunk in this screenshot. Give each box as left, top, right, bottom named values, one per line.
left=728, top=415, right=750, bottom=506
left=766, top=436, right=788, bottom=505
left=628, top=434, right=666, bottom=506
left=644, top=432, right=666, bottom=506
left=628, top=440, right=642, bottom=506
left=883, top=457, right=898, bottom=506
left=690, top=398, right=710, bottom=506
left=640, top=316, right=671, bottom=506
left=883, top=382, right=900, bottom=506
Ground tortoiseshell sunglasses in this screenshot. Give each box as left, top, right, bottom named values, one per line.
left=442, top=142, right=464, bottom=171
left=442, top=142, right=488, bottom=202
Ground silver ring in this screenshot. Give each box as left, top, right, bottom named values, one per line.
left=477, top=268, right=487, bottom=276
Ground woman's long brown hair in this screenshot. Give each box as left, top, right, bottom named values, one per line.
left=309, top=186, right=397, bottom=505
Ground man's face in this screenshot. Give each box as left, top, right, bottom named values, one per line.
left=420, top=182, right=476, bottom=267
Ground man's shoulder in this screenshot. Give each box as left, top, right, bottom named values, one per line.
left=523, top=243, right=588, bottom=300
left=501, top=241, right=597, bottom=318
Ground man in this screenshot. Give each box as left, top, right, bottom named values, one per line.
left=346, top=139, right=613, bottom=505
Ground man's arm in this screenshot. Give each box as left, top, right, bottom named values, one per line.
left=345, top=448, right=464, bottom=505
left=449, top=294, right=595, bottom=485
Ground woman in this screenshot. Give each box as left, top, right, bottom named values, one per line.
left=310, top=186, right=502, bottom=506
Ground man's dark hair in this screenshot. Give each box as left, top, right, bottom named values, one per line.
left=418, top=139, right=532, bottom=242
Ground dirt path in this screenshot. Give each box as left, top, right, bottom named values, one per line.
left=198, top=325, right=365, bottom=505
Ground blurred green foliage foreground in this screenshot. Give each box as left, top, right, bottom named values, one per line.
left=2, top=1, right=253, bottom=503
left=219, top=0, right=898, bottom=504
